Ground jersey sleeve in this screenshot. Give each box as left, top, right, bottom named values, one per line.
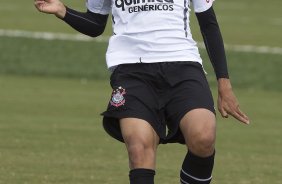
left=86, top=0, right=111, bottom=15
left=191, top=0, right=214, bottom=13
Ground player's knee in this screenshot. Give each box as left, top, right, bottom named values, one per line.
left=189, top=132, right=215, bottom=157
left=127, top=143, right=145, bottom=165
left=127, top=143, right=155, bottom=168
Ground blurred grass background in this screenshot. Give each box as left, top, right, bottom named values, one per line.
left=0, top=0, right=282, bottom=183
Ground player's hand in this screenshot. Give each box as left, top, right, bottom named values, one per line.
left=217, top=78, right=250, bottom=124
left=34, top=0, right=66, bottom=18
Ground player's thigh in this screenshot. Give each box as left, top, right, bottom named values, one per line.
left=180, top=109, right=216, bottom=150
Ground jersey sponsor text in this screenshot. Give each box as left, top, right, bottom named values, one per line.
left=115, top=0, right=174, bottom=13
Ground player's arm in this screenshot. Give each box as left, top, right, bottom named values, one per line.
left=196, top=7, right=227, bottom=79
left=195, top=6, right=250, bottom=124
left=34, top=0, right=108, bottom=37
left=62, top=7, right=108, bottom=37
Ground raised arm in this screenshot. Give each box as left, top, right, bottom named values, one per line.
left=195, top=7, right=250, bottom=124
left=34, top=0, right=108, bottom=37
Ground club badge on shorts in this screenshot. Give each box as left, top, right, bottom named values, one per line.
left=110, top=86, right=126, bottom=107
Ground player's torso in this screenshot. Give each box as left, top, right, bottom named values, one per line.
left=105, top=0, right=202, bottom=67
left=86, top=0, right=206, bottom=67
left=111, top=0, right=191, bottom=37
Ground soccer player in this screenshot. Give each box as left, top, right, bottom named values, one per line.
left=34, top=0, right=250, bottom=183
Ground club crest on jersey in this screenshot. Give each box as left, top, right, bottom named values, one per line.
left=110, top=87, right=126, bottom=107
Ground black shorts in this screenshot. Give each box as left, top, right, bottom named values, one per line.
left=101, top=62, right=215, bottom=144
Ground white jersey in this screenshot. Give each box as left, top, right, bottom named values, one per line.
left=87, top=0, right=214, bottom=68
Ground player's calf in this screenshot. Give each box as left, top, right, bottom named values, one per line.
left=180, top=150, right=215, bottom=184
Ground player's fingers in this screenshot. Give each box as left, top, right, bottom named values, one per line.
left=236, top=107, right=250, bottom=124
left=237, top=107, right=249, bottom=120
left=34, top=3, right=45, bottom=12
left=34, top=2, right=42, bottom=11
left=34, top=1, right=45, bottom=8
left=34, top=1, right=52, bottom=13
left=218, top=106, right=228, bottom=118
left=44, top=0, right=54, bottom=4
left=34, top=0, right=45, bottom=4
left=229, top=110, right=249, bottom=125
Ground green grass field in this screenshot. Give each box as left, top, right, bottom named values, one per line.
left=0, top=0, right=282, bottom=183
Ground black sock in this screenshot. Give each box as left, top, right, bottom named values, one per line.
left=180, top=150, right=215, bottom=184
left=129, top=168, right=155, bottom=184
